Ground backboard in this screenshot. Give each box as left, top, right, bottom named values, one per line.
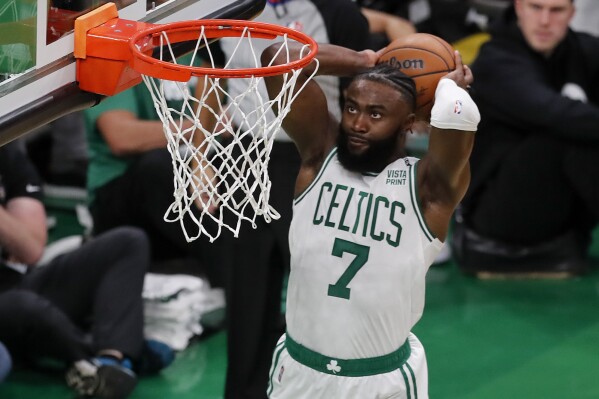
left=0, top=0, right=266, bottom=146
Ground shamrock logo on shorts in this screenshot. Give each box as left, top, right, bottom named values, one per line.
left=326, top=360, right=341, bottom=374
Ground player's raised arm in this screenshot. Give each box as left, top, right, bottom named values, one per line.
left=418, top=51, right=480, bottom=241
left=261, top=43, right=378, bottom=164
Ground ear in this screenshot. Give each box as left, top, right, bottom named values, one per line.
left=514, top=0, right=523, bottom=16
left=568, top=2, right=576, bottom=21
left=403, top=112, right=416, bottom=133
left=398, top=113, right=416, bottom=150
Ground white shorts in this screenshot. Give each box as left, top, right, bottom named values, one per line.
left=267, top=333, right=428, bottom=399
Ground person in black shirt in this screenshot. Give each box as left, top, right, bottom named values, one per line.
left=452, top=0, right=599, bottom=276
left=0, top=142, right=172, bottom=398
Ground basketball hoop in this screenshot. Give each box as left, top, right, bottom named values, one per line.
left=75, top=3, right=318, bottom=242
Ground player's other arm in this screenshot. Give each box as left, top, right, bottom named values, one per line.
left=96, top=89, right=200, bottom=156
left=418, top=51, right=480, bottom=241
left=95, top=89, right=172, bottom=157
left=98, top=110, right=174, bottom=155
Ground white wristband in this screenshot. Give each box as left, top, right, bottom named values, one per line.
left=430, top=78, right=480, bottom=132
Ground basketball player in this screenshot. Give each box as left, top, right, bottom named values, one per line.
left=261, top=43, right=479, bottom=397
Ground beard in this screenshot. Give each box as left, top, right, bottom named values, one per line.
left=336, top=126, right=404, bottom=174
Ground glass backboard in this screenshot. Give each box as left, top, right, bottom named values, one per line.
left=0, top=0, right=265, bottom=145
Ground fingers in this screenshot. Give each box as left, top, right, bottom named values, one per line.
left=463, top=64, right=474, bottom=85
left=375, top=47, right=387, bottom=59
left=206, top=203, right=219, bottom=215
left=364, top=49, right=381, bottom=67
left=196, top=192, right=220, bottom=215
left=450, top=50, right=475, bottom=88
left=453, top=50, right=463, bottom=72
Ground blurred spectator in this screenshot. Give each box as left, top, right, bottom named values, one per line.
left=83, top=56, right=223, bottom=285
left=0, top=341, right=10, bottom=382
left=212, top=0, right=370, bottom=397
left=452, top=0, right=599, bottom=277
left=0, top=141, right=173, bottom=398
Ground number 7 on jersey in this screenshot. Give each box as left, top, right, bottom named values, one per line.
left=328, top=238, right=370, bottom=300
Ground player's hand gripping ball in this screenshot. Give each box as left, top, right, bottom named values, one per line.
left=377, top=33, right=456, bottom=119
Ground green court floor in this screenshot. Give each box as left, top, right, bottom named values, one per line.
left=2, top=205, right=599, bottom=398
left=2, top=260, right=599, bottom=399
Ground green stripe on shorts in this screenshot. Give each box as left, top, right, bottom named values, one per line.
left=267, top=341, right=286, bottom=396
left=406, top=362, right=418, bottom=399
left=400, top=366, right=412, bottom=399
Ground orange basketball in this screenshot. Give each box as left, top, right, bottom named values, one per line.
left=377, top=33, right=456, bottom=115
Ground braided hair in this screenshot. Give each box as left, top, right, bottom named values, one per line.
left=353, top=63, right=417, bottom=111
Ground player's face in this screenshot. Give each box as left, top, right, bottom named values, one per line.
left=515, top=0, right=574, bottom=57
left=338, top=79, right=414, bottom=173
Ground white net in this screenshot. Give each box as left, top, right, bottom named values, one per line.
left=141, top=25, right=316, bottom=242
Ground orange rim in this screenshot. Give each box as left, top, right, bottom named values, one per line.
left=129, top=19, right=318, bottom=81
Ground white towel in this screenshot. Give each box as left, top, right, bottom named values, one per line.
left=142, top=273, right=226, bottom=350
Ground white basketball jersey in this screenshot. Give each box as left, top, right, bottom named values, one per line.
left=287, top=148, right=443, bottom=360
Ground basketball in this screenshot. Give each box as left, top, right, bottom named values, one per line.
left=377, top=33, right=456, bottom=115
